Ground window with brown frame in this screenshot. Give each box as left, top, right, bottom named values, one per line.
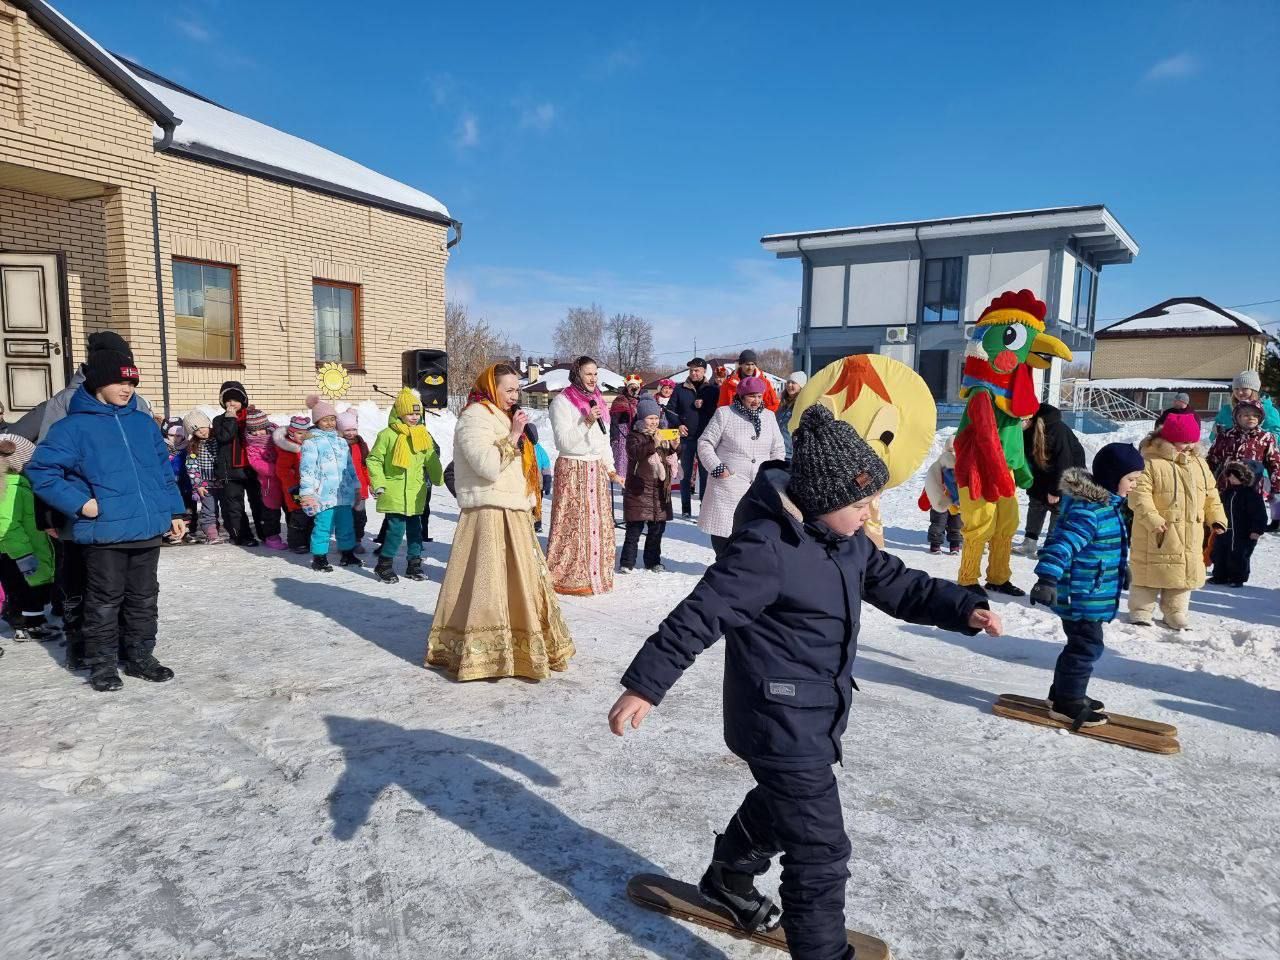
left=313, top=280, right=362, bottom=366
left=173, top=258, right=239, bottom=363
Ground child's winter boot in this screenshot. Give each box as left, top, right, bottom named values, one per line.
left=89, top=666, right=123, bottom=692
left=339, top=549, right=362, bottom=568
left=202, top=525, right=221, bottom=544
left=13, top=621, right=61, bottom=642
left=697, top=832, right=782, bottom=933
left=405, top=557, right=427, bottom=581
left=312, top=554, right=334, bottom=573
left=1048, top=697, right=1108, bottom=729
left=121, top=656, right=175, bottom=683
left=374, top=556, right=399, bottom=584
left=264, top=535, right=287, bottom=551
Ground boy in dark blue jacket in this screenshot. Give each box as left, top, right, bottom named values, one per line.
left=609, top=405, right=1002, bottom=960
left=27, top=352, right=187, bottom=692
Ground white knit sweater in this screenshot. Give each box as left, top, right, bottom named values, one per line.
left=549, top=393, right=616, bottom=470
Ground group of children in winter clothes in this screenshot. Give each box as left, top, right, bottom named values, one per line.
left=165, top=387, right=445, bottom=582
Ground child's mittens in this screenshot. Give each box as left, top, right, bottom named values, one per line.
left=1029, top=578, right=1058, bottom=608
left=15, top=554, right=38, bottom=579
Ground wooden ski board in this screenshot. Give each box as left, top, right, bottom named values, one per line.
left=626, top=873, right=892, bottom=959
left=996, top=694, right=1178, bottom=738
left=992, top=695, right=1180, bottom=755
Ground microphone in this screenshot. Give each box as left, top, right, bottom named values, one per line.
left=588, top=397, right=607, bottom=434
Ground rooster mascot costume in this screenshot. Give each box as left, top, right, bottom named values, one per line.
left=955, top=289, right=1072, bottom=595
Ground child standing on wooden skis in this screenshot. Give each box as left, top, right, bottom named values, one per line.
left=610, top=405, right=1000, bottom=960
left=1028, top=443, right=1144, bottom=728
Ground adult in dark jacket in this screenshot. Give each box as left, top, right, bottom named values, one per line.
left=1017, top=403, right=1085, bottom=555
left=609, top=405, right=1001, bottom=960
left=668, top=358, right=720, bottom=518
left=26, top=352, right=187, bottom=691
left=212, top=380, right=264, bottom=546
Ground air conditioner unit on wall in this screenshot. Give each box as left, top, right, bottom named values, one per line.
left=963, top=324, right=977, bottom=339
left=885, top=326, right=909, bottom=343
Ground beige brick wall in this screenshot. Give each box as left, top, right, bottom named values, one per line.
left=1093, top=336, right=1262, bottom=380
left=0, top=2, right=449, bottom=418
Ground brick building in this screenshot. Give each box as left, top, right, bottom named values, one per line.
left=0, top=0, right=457, bottom=417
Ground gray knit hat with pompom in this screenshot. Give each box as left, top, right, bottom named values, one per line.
left=786, top=404, right=889, bottom=516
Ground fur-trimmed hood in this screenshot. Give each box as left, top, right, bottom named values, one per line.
left=1059, top=467, right=1114, bottom=504
left=272, top=425, right=303, bottom=454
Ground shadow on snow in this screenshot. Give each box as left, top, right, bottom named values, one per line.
left=324, top=717, right=728, bottom=960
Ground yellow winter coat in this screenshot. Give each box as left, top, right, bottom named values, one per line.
left=1127, top=435, right=1227, bottom=590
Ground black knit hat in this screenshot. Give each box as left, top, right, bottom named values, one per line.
left=83, top=349, right=140, bottom=394
left=787, top=405, right=889, bottom=516
left=737, top=349, right=758, bottom=365
left=1091, top=442, right=1144, bottom=494
left=86, top=330, right=133, bottom=359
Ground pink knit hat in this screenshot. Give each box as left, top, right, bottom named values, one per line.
left=306, top=393, right=337, bottom=422
left=336, top=409, right=359, bottom=432
left=736, top=375, right=768, bottom=397
left=1159, top=410, right=1201, bottom=445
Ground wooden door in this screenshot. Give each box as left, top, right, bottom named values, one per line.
left=0, top=252, right=67, bottom=414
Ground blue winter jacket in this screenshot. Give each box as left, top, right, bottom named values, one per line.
left=1034, top=468, right=1130, bottom=623
left=299, top=428, right=357, bottom=511
left=27, top=387, right=185, bottom=545
left=621, top=464, right=985, bottom=769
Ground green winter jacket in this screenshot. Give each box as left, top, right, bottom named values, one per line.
left=366, top=414, right=444, bottom=516
left=0, top=473, right=54, bottom=586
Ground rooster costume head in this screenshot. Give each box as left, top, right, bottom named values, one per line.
left=959, top=289, right=1072, bottom=417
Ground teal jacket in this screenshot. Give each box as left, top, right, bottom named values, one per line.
left=1214, top=395, right=1280, bottom=435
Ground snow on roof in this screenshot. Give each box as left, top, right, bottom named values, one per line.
left=29, top=1, right=450, bottom=222
left=1080, top=378, right=1230, bottom=391
left=1097, top=298, right=1263, bottom=336
left=522, top=365, right=627, bottom=394
left=127, top=70, right=450, bottom=222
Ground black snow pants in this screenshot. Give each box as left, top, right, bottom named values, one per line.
left=82, top=544, right=160, bottom=670
left=285, top=509, right=313, bottom=551
left=717, top=764, right=851, bottom=960
left=220, top=470, right=264, bottom=542
left=1211, top=532, right=1256, bottom=584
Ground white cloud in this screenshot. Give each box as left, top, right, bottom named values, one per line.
left=519, top=102, right=558, bottom=132
left=447, top=259, right=799, bottom=362
left=1143, top=53, right=1199, bottom=82
left=428, top=74, right=454, bottom=108
left=455, top=112, right=479, bottom=150
left=173, top=17, right=212, bottom=43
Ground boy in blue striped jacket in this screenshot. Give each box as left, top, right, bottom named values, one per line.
left=1029, top=442, right=1146, bottom=729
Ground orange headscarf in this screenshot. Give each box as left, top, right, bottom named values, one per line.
left=467, top=364, right=542, bottom=517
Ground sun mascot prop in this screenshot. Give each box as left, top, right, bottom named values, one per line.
left=954, top=288, right=1071, bottom=592
left=316, top=362, right=352, bottom=401
left=790, top=354, right=937, bottom=548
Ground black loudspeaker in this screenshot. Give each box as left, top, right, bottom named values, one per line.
left=402, top=349, right=448, bottom=409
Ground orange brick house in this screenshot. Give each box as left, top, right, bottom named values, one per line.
left=0, top=0, right=458, bottom=418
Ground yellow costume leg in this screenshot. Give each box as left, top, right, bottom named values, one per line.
left=986, top=495, right=1021, bottom=585
left=958, top=490, right=995, bottom=586
left=864, top=497, right=885, bottom=550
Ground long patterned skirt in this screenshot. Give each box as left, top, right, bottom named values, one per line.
left=426, top=507, right=575, bottom=681
left=546, top=457, right=615, bottom=596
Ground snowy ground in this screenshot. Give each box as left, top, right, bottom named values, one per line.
left=2, top=418, right=1278, bottom=960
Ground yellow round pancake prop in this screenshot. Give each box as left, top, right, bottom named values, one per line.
left=790, top=354, right=937, bottom=491
left=316, top=362, right=352, bottom=400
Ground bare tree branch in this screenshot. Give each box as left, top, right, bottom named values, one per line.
left=554, top=304, right=606, bottom=361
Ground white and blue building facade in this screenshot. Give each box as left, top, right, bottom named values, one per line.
left=760, top=205, right=1139, bottom=407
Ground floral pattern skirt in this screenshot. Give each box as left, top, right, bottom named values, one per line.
left=546, top=458, right=615, bottom=596
left=426, top=507, right=575, bottom=681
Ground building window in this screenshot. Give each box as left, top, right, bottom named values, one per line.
left=1207, top=391, right=1228, bottom=413
left=921, top=257, right=962, bottom=324
left=1072, top=261, right=1097, bottom=330
left=313, top=280, right=361, bottom=366
left=173, top=258, right=238, bottom=363
left=1145, top=390, right=1175, bottom=411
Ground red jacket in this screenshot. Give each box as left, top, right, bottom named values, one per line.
left=348, top=436, right=371, bottom=500
left=718, top=371, right=780, bottom=412
left=273, top=427, right=304, bottom=512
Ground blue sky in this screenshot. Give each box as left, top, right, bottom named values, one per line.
left=61, top=0, right=1280, bottom=363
